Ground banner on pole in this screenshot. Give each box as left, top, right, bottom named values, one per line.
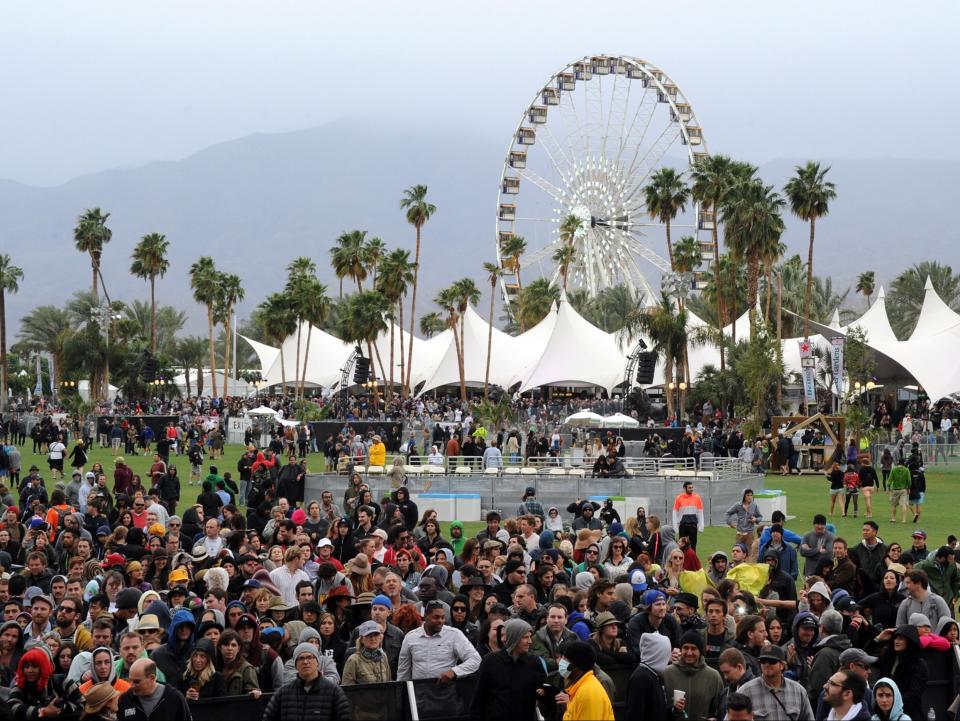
left=830, top=337, right=845, bottom=397
left=799, top=340, right=816, bottom=405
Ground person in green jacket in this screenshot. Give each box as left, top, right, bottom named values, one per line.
left=449, top=520, right=466, bottom=557
left=916, top=545, right=960, bottom=609
left=888, top=458, right=911, bottom=524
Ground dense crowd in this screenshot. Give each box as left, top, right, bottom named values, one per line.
left=0, top=400, right=958, bottom=720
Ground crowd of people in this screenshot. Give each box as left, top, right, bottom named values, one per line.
left=1, top=396, right=959, bottom=720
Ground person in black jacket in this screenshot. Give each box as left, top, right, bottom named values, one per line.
left=872, top=624, right=927, bottom=721
left=624, top=631, right=672, bottom=721
left=263, top=643, right=350, bottom=721
left=119, top=658, right=192, bottom=721
left=626, top=590, right=682, bottom=650
left=392, top=487, right=418, bottom=531
left=157, top=466, right=181, bottom=516
left=469, top=618, right=551, bottom=721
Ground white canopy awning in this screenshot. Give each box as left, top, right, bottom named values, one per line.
left=602, top=412, right=640, bottom=428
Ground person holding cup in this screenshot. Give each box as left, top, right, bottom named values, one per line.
left=663, top=631, right=723, bottom=720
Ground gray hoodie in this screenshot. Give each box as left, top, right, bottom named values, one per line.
left=639, top=631, right=672, bottom=674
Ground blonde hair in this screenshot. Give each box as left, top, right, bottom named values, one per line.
left=183, top=647, right=216, bottom=686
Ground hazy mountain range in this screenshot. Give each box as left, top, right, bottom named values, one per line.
left=1, top=117, right=957, bottom=339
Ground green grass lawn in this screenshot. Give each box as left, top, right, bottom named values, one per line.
left=14, top=442, right=959, bottom=564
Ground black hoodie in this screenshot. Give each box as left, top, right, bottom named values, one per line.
left=876, top=624, right=927, bottom=721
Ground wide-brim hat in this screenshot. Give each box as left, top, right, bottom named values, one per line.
left=574, top=529, right=602, bottom=550
left=84, top=682, right=120, bottom=714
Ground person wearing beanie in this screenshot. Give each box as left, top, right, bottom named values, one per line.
left=807, top=609, right=852, bottom=707
left=280, top=627, right=340, bottom=686
left=663, top=630, right=722, bottom=720
left=626, top=589, right=681, bottom=651
left=262, top=641, right=350, bottom=721
left=470, top=617, right=551, bottom=721
left=556, top=640, right=613, bottom=720
left=625, top=631, right=672, bottom=721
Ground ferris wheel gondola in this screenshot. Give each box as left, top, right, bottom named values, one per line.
left=496, top=55, right=713, bottom=309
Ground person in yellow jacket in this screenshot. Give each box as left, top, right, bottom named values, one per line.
left=368, top=435, right=386, bottom=467
left=559, top=641, right=614, bottom=721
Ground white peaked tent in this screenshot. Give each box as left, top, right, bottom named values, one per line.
left=417, top=307, right=519, bottom=395
left=410, top=329, right=454, bottom=389
left=370, top=322, right=427, bottom=388
left=263, top=322, right=353, bottom=389
left=240, top=336, right=281, bottom=377
left=517, top=297, right=629, bottom=395
left=844, top=287, right=899, bottom=346
left=508, top=302, right=560, bottom=388
left=174, top=370, right=252, bottom=397
left=909, top=276, right=960, bottom=340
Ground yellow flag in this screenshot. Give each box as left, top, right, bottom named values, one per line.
left=679, top=569, right=713, bottom=610
left=725, top=563, right=771, bottom=596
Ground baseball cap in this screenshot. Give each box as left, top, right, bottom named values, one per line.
left=834, top=596, right=860, bottom=613
left=357, top=620, right=382, bottom=637
left=316, top=538, right=333, bottom=549
left=797, top=615, right=819, bottom=629
left=913, top=529, right=927, bottom=539
left=524, top=486, right=536, bottom=498
left=839, top=648, right=878, bottom=666
left=629, top=569, right=647, bottom=592
left=758, top=645, right=786, bottom=663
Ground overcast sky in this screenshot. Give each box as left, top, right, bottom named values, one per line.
left=0, top=0, right=957, bottom=186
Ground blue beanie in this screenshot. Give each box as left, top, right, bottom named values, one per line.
left=539, top=530, right=555, bottom=549
left=371, top=594, right=393, bottom=610
left=642, top=589, right=667, bottom=607
left=609, top=522, right=624, bottom=537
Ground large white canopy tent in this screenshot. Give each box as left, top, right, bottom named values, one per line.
left=241, top=277, right=960, bottom=402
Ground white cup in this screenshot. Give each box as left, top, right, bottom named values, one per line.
left=673, top=690, right=686, bottom=703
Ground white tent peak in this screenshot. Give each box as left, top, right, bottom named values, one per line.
left=828, top=309, right=842, bottom=330
left=877, top=286, right=886, bottom=300
left=846, top=286, right=898, bottom=346
left=925, top=275, right=934, bottom=291
left=909, top=277, right=960, bottom=341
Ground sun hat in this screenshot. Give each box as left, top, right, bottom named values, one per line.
left=136, top=614, right=160, bottom=632
left=84, top=681, right=120, bottom=714
left=574, top=529, right=602, bottom=550
left=347, top=553, right=371, bottom=576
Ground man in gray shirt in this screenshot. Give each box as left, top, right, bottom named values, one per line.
left=119, top=657, right=192, bottom=721
left=799, top=514, right=834, bottom=578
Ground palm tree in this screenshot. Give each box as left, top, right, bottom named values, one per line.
left=691, top=155, right=737, bottom=368
left=217, top=273, right=245, bottom=397
left=130, top=233, right=170, bottom=354
left=552, top=244, right=577, bottom=292
left=784, top=161, right=837, bottom=339
left=888, top=261, right=960, bottom=339
left=16, top=306, right=73, bottom=393
left=173, top=336, right=208, bottom=397
left=419, top=312, right=446, bottom=339
left=284, top=258, right=330, bottom=399
left=377, top=248, right=415, bottom=397
left=482, top=262, right=503, bottom=399
left=517, top=278, right=560, bottom=332
left=452, top=278, right=481, bottom=402
left=0, top=255, right=23, bottom=410
left=856, top=271, right=876, bottom=308
left=257, top=293, right=297, bottom=396
left=499, top=235, right=528, bottom=290
left=434, top=286, right=463, bottom=400
left=619, top=295, right=689, bottom=419
left=341, top=291, right=389, bottom=407
left=73, top=208, right=112, bottom=302
left=189, top=256, right=220, bottom=398
left=559, top=214, right=582, bottom=246
left=644, top=168, right=690, bottom=269
left=400, top=185, right=436, bottom=392
left=333, top=231, right=369, bottom=293
left=364, top=237, right=386, bottom=287
left=672, top=236, right=702, bottom=277
left=722, top=179, right=785, bottom=338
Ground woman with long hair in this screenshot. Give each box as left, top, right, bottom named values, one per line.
left=388, top=456, right=407, bottom=490
left=602, top=537, right=633, bottom=578
left=448, top=595, right=478, bottom=642
left=317, top=612, right=347, bottom=676
left=662, top=549, right=685, bottom=597
left=859, top=569, right=906, bottom=630
left=415, top=519, right=445, bottom=555
left=218, top=629, right=261, bottom=698
left=827, top=462, right=844, bottom=516
left=413, top=508, right=439, bottom=540
left=476, top=616, right=506, bottom=657
left=180, top=638, right=226, bottom=700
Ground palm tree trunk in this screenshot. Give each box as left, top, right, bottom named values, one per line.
left=406, top=225, right=422, bottom=393
left=184, top=364, right=192, bottom=397
left=713, top=213, right=725, bottom=371
left=0, top=289, right=6, bottom=413
left=294, top=324, right=302, bottom=401
left=279, top=346, right=287, bottom=397
left=664, top=355, right=675, bottom=420
left=484, top=282, right=495, bottom=400
left=301, top=324, right=313, bottom=399
left=776, top=272, right=783, bottom=409
left=452, top=322, right=466, bottom=403
left=91, top=252, right=99, bottom=302
left=747, top=258, right=760, bottom=339
left=730, top=257, right=738, bottom=344
left=222, top=309, right=232, bottom=398
left=388, top=314, right=395, bottom=402
left=206, top=306, right=218, bottom=398
left=373, top=340, right=388, bottom=391
left=764, top=265, right=773, bottom=324
left=516, top=260, right=523, bottom=291
left=149, top=276, right=157, bottom=354
left=398, top=304, right=406, bottom=397
left=366, top=340, right=381, bottom=411
left=196, top=361, right=203, bottom=397
left=665, top=220, right=674, bottom=269
left=804, top=217, right=816, bottom=339
left=338, top=278, right=343, bottom=298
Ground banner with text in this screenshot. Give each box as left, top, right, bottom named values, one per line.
left=830, top=336, right=845, bottom=397
left=799, top=340, right=817, bottom=405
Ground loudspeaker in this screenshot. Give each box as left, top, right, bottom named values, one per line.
left=141, top=356, right=158, bottom=383
left=353, top=357, right=370, bottom=385
left=635, top=352, right=657, bottom=385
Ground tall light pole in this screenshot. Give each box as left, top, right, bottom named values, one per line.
left=90, top=303, right=122, bottom=401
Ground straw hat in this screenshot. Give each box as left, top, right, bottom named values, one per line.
left=84, top=681, right=120, bottom=714
left=346, top=553, right=371, bottom=576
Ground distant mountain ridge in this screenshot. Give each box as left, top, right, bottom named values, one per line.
left=1, top=118, right=956, bottom=338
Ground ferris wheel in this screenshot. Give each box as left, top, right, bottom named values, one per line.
left=496, top=55, right=713, bottom=309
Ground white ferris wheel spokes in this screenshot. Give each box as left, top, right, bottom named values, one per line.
left=496, top=55, right=712, bottom=310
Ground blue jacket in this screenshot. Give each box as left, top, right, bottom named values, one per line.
left=759, top=525, right=803, bottom=549
left=149, top=609, right=195, bottom=682
left=759, top=541, right=800, bottom=580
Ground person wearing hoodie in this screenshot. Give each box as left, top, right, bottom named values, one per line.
left=624, top=632, right=672, bottom=721
left=149, top=608, right=195, bottom=683
left=469, top=618, right=550, bottom=721
left=72, top=646, right=130, bottom=696
left=658, top=525, right=679, bottom=566
left=804, top=580, right=834, bottom=620
left=0, top=618, right=25, bottom=686
left=558, top=640, right=614, bottom=721
left=663, top=630, right=722, bottom=721
left=871, top=677, right=911, bottom=721
left=281, top=627, right=340, bottom=685
left=784, top=612, right=819, bottom=686
left=860, top=568, right=906, bottom=630
left=448, top=520, right=466, bottom=557
left=872, top=626, right=927, bottom=721
left=178, top=637, right=226, bottom=700
left=807, top=610, right=852, bottom=706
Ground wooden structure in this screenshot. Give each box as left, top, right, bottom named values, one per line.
left=771, top=413, right=846, bottom=473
